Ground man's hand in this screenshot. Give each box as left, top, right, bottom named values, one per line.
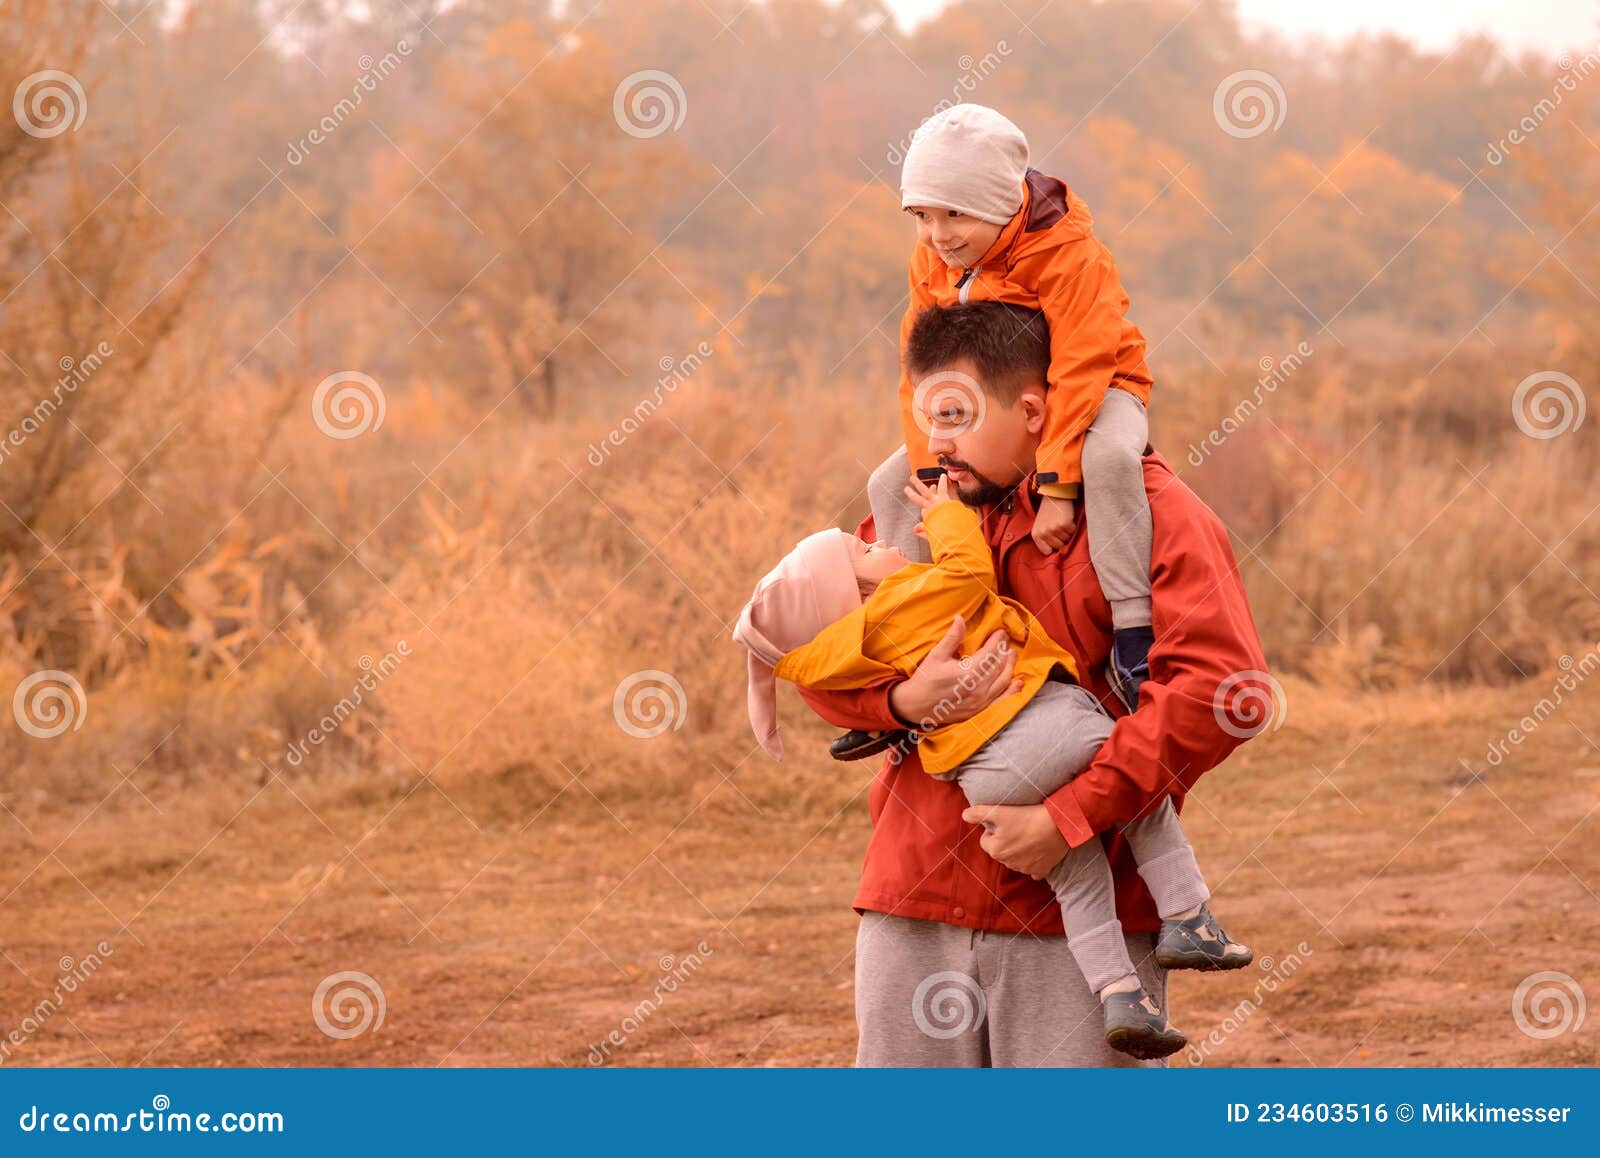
left=960, top=803, right=1070, bottom=879
left=1030, top=494, right=1077, bottom=554
left=887, top=614, right=1022, bottom=730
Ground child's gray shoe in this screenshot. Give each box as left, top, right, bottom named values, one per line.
left=1106, top=625, right=1154, bottom=713
left=1155, top=904, right=1253, bottom=971
left=827, top=729, right=905, bottom=761
left=1103, top=988, right=1187, bottom=1060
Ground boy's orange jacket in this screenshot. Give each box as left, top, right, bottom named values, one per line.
left=898, top=169, right=1153, bottom=496
left=773, top=498, right=1077, bottom=775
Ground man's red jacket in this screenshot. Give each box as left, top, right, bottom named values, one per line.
left=798, top=452, right=1269, bottom=935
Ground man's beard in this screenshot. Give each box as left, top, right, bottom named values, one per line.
left=939, top=456, right=1021, bottom=508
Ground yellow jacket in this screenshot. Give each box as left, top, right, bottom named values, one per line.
left=774, top=500, right=1080, bottom=775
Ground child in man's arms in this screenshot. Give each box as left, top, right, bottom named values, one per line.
left=732, top=474, right=1251, bottom=1060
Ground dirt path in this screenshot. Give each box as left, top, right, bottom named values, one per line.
left=2, top=681, right=1596, bottom=1067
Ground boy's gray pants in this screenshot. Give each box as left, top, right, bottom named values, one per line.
left=868, top=385, right=1154, bottom=628
left=937, top=682, right=1209, bottom=994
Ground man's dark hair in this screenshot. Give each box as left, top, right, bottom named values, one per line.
left=903, top=302, right=1050, bottom=405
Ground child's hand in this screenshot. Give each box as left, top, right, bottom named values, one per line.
left=904, top=472, right=958, bottom=514
left=1031, top=494, right=1077, bottom=554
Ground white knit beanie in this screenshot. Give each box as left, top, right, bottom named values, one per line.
left=900, top=104, right=1030, bottom=225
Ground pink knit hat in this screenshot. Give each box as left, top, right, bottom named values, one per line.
left=900, top=104, right=1029, bottom=225
left=732, top=530, right=864, bottom=761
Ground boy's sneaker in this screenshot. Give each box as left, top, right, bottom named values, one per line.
left=1155, top=904, right=1254, bottom=971
left=828, top=728, right=909, bottom=762
left=1106, top=624, right=1155, bottom=713
left=1102, top=988, right=1187, bottom=1060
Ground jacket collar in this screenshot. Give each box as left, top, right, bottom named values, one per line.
left=971, top=179, right=1033, bottom=270
left=974, top=474, right=1040, bottom=561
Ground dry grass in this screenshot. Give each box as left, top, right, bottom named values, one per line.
left=3, top=337, right=1597, bottom=818
left=1, top=348, right=1596, bottom=1066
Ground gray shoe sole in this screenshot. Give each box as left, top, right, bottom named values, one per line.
left=1155, top=943, right=1255, bottom=972
left=1105, top=1022, right=1188, bottom=1060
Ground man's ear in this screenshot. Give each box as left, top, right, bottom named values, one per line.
left=1019, top=388, right=1048, bottom=434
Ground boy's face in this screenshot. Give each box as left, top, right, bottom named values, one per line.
left=905, top=205, right=1005, bottom=269
left=917, top=357, right=1045, bottom=506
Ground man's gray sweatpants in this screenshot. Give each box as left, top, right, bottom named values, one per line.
left=854, top=911, right=1170, bottom=1067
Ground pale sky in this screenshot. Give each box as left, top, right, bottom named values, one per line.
left=886, top=0, right=1600, bottom=57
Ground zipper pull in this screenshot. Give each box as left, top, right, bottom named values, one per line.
left=954, top=267, right=976, bottom=290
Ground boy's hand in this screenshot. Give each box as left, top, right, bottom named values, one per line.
left=904, top=472, right=958, bottom=515
left=1031, top=494, right=1077, bottom=554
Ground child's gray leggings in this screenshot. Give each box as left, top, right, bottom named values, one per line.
left=933, top=680, right=1208, bottom=994
left=1082, top=387, right=1153, bottom=630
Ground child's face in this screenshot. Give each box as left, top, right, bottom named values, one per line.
left=905, top=205, right=1005, bottom=269
left=850, top=537, right=911, bottom=592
